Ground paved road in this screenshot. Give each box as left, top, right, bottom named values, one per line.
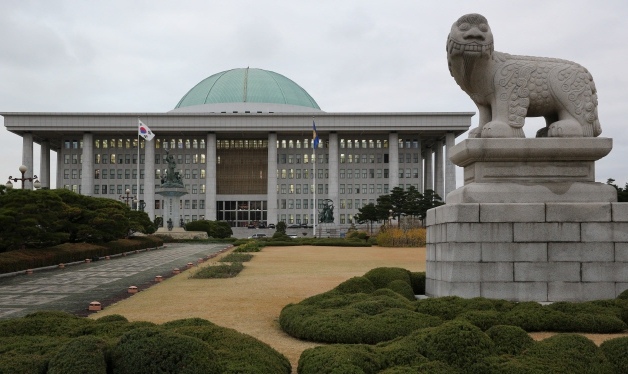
left=0, top=243, right=231, bottom=319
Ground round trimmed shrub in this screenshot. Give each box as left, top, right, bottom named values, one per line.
left=48, top=336, right=107, bottom=374
left=415, top=296, right=468, bottom=320
left=170, top=324, right=291, bottom=374
left=600, top=337, right=628, bottom=374
left=387, top=280, right=416, bottom=301
left=485, top=325, right=534, bottom=356
left=335, top=276, right=376, bottom=294
left=417, top=320, right=495, bottom=368
left=505, top=334, right=613, bottom=373
left=110, top=327, right=221, bottom=374
left=298, top=344, right=380, bottom=374
left=364, top=267, right=412, bottom=289
left=500, top=302, right=564, bottom=331
left=456, top=310, right=503, bottom=331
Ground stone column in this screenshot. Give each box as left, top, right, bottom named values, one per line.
left=144, top=138, right=156, bottom=220
left=388, top=132, right=399, bottom=188
left=40, top=140, right=50, bottom=189
left=267, top=132, right=278, bottom=224
left=56, top=149, right=63, bottom=189
left=21, top=133, right=34, bottom=189
left=328, top=132, right=339, bottom=224
left=445, top=132, right=457, bottom=200
left=434, top=139, right=444, bottom=199
left=81, top=133, right=94, bottom=196
left=424, top=146, right=433, bottom=192
left=416, top=139, right=423, bottom=193
left=205, top=133, right=217, bottom=220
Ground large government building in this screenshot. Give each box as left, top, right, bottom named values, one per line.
left=3, top=68, right=472, bottom=228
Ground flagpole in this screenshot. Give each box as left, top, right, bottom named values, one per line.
left=312, top=117, right=316, bottom=238
left=136, top=117, right=141, bottom=211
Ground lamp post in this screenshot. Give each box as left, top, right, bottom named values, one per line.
left=388, top=209, right=393, bottom=227
left=119, top=189, right=135, bottom=207
left=6, top=165, right=41, bottom=190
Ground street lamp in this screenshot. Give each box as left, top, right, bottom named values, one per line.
left=119, top=188, right=135, bottom=207
left=6, top=165, right=41, bottom=190
left=388, top=209, right=393, bottom=226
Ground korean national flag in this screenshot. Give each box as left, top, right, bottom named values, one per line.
left=138, top=120, right=155, bottom=141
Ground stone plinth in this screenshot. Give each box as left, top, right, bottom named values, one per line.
left=446, top=138, right=616, bottom=203
left=427, top=138, right=627, bottom=302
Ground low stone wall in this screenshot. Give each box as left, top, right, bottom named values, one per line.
left=426, top=202, right=628, bottom=302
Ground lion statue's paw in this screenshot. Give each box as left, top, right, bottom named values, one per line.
left=480, top=121, right=525, bottom=138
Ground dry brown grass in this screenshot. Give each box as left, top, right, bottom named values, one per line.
left=90, top=245, right=425, bottom=371
left=90, top=245, right=628, bottom=372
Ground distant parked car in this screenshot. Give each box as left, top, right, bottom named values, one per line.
left=248, top=233, right=267, bottom=239
left=288, top=234, right=298, bottom=239
left=267, top=223, right=276, bottom=229
left=247, top=223, right=256, bottom=229
left=287, top=224, right=301, bottom=228
left=258, top=222, right=266, bottom=229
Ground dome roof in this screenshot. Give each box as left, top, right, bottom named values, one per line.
left=174, top=68, right=321, bottom=112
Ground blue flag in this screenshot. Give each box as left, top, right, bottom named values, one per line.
left=312, top=121, right=320, bottom=149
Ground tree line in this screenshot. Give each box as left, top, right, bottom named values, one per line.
left=354, top=186, right=444, bottom=232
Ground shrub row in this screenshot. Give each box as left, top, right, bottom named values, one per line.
left=233, top=241, right=265, bottom=253
left=0, top=311, right=291, bottom=374
left=0, top=236, right=163, bottom=274
left=280, top=267, right=628, bottom=345
left=376, top=227, right=426, bottom=247
left=298, top=321, right=622, bottom=374
left=219, top=253, right=254, bottom=262
left=191, top=262, right=245, bottom=279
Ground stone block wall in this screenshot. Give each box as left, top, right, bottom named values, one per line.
left=426, top=202, right=628, bottom=302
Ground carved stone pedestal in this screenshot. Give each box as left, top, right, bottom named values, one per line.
left=426, top=138, right=628, bottom=302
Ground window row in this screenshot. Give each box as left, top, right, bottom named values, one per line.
left=93, top=169, right=145, bottom=180
left=93, top=139, right=142, bottom=149
left=277, top=139, right=322, bottom=149
left=154, top=200, right=206, bottom=210
left=155, top=153, right=207, bottom=165
left=93, top=184, right=143, bottom=195
left=339, top=184, right=389, bottom=195
left=156, top=139, right=206, bottom=150
left=217, top=139, right=267, bottom=149
left=94, top=154, right=145, bottom=165
left=339, top=139, right=387, bottom=149
left=155, top=169, right=206, bottom=180
left=278, top=153, right=326, bottom=164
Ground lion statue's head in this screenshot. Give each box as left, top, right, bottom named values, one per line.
left=446, top=13, right=494, bottom=59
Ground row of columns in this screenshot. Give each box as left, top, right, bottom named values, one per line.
left=20, top=131, right=458, bottom=223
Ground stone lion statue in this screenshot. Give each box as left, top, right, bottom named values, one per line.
left=447, top=13, right=602, bottom=138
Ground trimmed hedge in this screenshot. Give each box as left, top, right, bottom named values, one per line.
left=0, top=236, right=163, bottom=274
left=0, top=311, right=291, bottom=374
left=219, top=253, right=253, bottom=262
left=190, top=262, right=244, bottom=279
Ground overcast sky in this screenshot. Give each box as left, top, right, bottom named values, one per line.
left=1, top=0, right=627, bottom=191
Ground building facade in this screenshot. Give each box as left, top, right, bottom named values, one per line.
left=3, top=68, right=472, bottom=228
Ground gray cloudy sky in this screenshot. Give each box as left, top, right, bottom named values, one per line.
left=1, top=0, right=627, bottom=190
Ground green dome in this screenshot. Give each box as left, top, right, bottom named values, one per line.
left=175, top=68, right=321, bottom=110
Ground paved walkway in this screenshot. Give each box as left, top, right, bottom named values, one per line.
left=0, top=243, right=231, bottom=319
